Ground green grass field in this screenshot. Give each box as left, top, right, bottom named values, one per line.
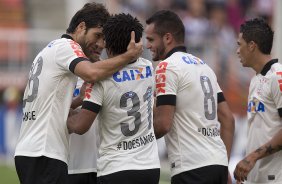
left=0, top=165, right=20, bottom=184
left=0, top=164, right=170, bottom=184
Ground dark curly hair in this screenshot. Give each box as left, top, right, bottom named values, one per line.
left=66, top=3, right=110, bottom=33
left=240, top=18, right=274, bottom=54
left=103, top=13, right=143, bottom=55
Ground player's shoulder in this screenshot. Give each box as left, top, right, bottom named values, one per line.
left=42, top=38, right=71, bottom=56
left=267, top=60, right=282, bottom=78
left=271, top=61, right=282, bottom=71
left=167, top=52, right=206, bottom=66
left=165, top=51, right=187, bottom=62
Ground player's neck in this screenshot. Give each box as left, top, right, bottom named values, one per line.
left=253, top=54, right=272, bottom=74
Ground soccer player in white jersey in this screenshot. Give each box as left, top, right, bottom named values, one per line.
left=234, top=18, right=282, bottom=184
left=68, top=38, right=104, bottom=184
left=14, top=3, right=143, bottom=184
left=67, top=13, right=160, bottom=184
left=145, top=10, right=235, bottom=184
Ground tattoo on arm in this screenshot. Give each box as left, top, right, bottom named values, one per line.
left=243, top=159, right=250, bottom=165
left=265, top=145, right=275, bottom=154
left=255, top=147, right=263, bottom=153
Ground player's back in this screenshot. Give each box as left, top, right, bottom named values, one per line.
left=156, top=52, right=228, bottom=176
left=88, top=57, right=160, bottom=176
left=16, top=37, right=79, bottom=163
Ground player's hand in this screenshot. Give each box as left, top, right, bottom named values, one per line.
left=125, top=31, right=143, bottom=61
left=234, top=155, right=256, bottom=183
left=68, top=108, right=77, bottom=118
left=67, top=108, right=75, bottom=134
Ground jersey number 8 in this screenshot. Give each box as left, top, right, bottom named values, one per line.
left=200, top=76, right=216, bottom=120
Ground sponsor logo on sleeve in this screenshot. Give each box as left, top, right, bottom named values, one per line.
left=276, top=72, right=282, bottom=92
left=155, top=62, right=168, bottom=94
left=68, top=40, right=86, bottom=58
left=85, top=83, right=94, bottom=99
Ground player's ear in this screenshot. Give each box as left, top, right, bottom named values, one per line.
left=163, top=32, right=173, bottom=45
left=76, top=22, right=86, bottom=32
left=248, top=41, right=256, bottom=52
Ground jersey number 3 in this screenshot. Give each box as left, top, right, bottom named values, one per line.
left=120, top=86, right=153, bottom=136
left=23, top=56, right=43, bottom=108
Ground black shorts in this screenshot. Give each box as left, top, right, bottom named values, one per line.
left=97, top=168, right=160, bottom=184
left=15, top=156, right=68, bottom=184
left=171, top=165, right=228, bottom=184
left=68, top=172, right=97, bottom=184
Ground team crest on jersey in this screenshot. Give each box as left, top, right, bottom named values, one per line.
left=113, top=66, right=152, bottom=82
left=247, top=98, right=265, bottom=113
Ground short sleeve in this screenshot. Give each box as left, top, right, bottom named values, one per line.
left=82, top=82, right=103, bottom=113
left=155, top=61, right=179, bottom=97
left=56, top=39, right=89, bottom=73
left=84, top=82, right=103, bottom=106
left=216, top=82, right=223, bottom=94
left=271, top=73, right=282, bottom=110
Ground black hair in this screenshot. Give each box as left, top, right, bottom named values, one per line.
left=240, top=18, right=274, bottom=54
left=66, top=3, right=110, bottom=33
left=146, top=10, right=185, bottom=43
left=103, top=13, right=143, bottom=55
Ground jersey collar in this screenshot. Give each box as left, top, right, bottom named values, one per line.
left=260, top=59, right=278, bottom=76
left=164, top=46, right=187, bottom=59
left=61, top=34, right=74, bottom=40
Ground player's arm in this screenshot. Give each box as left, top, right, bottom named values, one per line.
left=74, top=31, right=143, bottom=83
left=67, top=108, right=97, bottom=135
left=71, top=96, right=83, bottom=109
left=217, top=92, right=235, bottom=160
left=153, top=95, right=176, bottom=139
left=153, top=60, right=178, bottom=139
left=67, top=101, right=101, bottom=135
left=234, top=129, right=282, bottom=183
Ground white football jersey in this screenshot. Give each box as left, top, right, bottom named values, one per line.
left=68, top=78, right=98, bottom=174
left=155, top=49, right=228, bottom=177
left=245, top=60, right=282, bottom=184
left=15, top=34, right=89, bottom=164
left=83, top=58, right=160, bottom=177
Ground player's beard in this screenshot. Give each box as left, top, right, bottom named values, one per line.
left=153, top=44, right=166, bottom=61
left=80, top=40, right=99, bottom=62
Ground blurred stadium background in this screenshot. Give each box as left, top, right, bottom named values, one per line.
left=0, top=0, right=281, bottom=183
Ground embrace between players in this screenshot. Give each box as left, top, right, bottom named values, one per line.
left=15, top=2, right=282, bottom=184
